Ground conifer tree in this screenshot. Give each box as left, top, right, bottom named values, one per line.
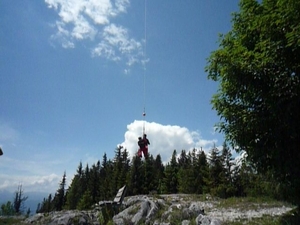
left=13, top=184, right=28, bottom=214
left=77, top=190, right=93, bottom=210
left=153, top=154, right=164, bottom=194
left=162, top=150, right=179, bottom=193
left=112, top=146, right=123, bottom=194
left=178, top=150, right=194, bottom=193
left=220, top=142, right=236, bottom=197
left=52, top=172, right=66, bottom=211
left=142, top=155, right=155, bottom=194
left=65, top=162, right=84, bottom=209
left=88, top=161, right=101, bottom=204
left=119, top=148, right=130, bottom=188
left=194, top=149, right=209, bottom=194
left=38, top=193, right=61, bottom=213
left=127, top=155, right=143, bottom=195
left=99, top=153, right=114, bottom=200
left=1, top=201, right=15, bottom=216
left=208, top=146, right=226, bottom=197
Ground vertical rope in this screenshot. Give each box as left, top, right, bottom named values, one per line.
left=142, top=0, right=147, bottom=136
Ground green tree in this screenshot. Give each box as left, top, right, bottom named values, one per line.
left=206, top=0, right=300, bottom=204
left=208, top=146, right=226, bottom=197
left=13, top=184, right=28, bottom=214
left=119, top=148, right=130, bottom=188
left=77, top=190, right=93, bottom=210
left=99, top=153, right=114, bottom=200
left=38, top=194, right=52, bottom=213
left=178, top=150, right=194, bottom=193
left=162, top=150, right=179, bottom=194
left=88, top=161, right=101, bottom=204
left=65, top=162, right=83, bottom=209
left=194, top=149, right=209, bottom=194
left=220, top=142, right=236, bottom=197
left=127, top=155, right=143, bottom=195
left=112, top=146, right=124, bottom=195
left=53, top=172, right=66, bottom=211
left=142, top=155, right=155, bottom=194
left=1, top=201, right=14, bottom=216
left=26, top=207, right=31, bottom=217
left=153, top=154, right=165, bottom=194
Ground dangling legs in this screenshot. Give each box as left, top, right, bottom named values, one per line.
left=142, top=146, right=148, bottom=158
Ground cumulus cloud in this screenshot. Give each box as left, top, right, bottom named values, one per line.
left=0, top=173, right=61, bottom=193
left=45, top=0, right=143, bottom=67
left=120, top=120, right=218, bottom=163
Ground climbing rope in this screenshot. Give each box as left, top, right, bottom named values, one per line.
left=142, top=0, right=147, bottom=136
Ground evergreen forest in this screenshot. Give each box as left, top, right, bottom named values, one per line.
left=35, top=143, right=289, bottom=213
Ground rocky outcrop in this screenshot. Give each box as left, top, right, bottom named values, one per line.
left=23, top=194, right=293, bottom=225
left=24, top=210, right=101, bottom=225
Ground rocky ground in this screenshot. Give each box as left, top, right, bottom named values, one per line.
left=21, top=194, right=294, bottom=225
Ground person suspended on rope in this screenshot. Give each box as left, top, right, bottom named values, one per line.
left=137, top=137, right=145, bottom=158
left=142, top=134, right=150, bottom=158
left=137, top=135, right=150, bottom=158
left=143, top=134, right=150, bottom=147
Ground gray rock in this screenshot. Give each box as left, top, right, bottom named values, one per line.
left=22, top=194, right=292, bottom=225
left=113, top=196, right=159, bottom=225
left=182, top=220, right=190, bottom=225
left=195, top=214, right=222, bottom=225
left=189, top=202, right=205, bottom=215
left=24, top=213, right=44, bottom=223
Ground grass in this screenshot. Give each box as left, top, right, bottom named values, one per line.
left=0, top=217, right=25, bottom=225
left=214, top=196, right=293, bottom=210
left=279, top=208, right=300, bottom=225
left=218, top=198, right=299, bottom=225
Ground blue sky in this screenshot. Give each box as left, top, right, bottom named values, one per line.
left=0, top=0, right=239, bottom=195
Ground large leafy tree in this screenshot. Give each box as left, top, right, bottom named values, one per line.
left=206, top=0, right=300, bottom=204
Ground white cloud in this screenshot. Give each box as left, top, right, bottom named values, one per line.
left=45, top=0, right=143, bottom=66
left=0, top=173, right=60, bottom=193
left=120, top=120, right=219, bottom=163
left=92, top=24, right=143, bottom=65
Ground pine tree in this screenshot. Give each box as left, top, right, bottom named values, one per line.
left=65, top=162, right=84, bottom=209
left=112, top=146, right=123, bottom=195
left=36, top=203, right=40, bottom=214
left=13, top=184, right=28, bottom=214
left=77, top=190, right=93, bottom=210
left=127, top=155, right=143, bottom=195
left=52, top=172, right=66, bottom=211
left=153, top=154, right=164, bottom=194
left=88, top=161, right=101, bottom=204
left=208, top=145, right=226, bottom=197
left=142, top=155, right=155, bottom=194
left=99, top=153, right=114, bottom=200
left=220, top=142, right=236, bottom=197
left=119, top=148, right=130, bottom=188
left=1, top=201, right=15, bottom=216
left=39, top=194, right=52, bottom=213
left=162, top=150, right=179, bottom=194
left=178, top=150, right=194, bottom=193
left=194, top=149, right=209, bottom=194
